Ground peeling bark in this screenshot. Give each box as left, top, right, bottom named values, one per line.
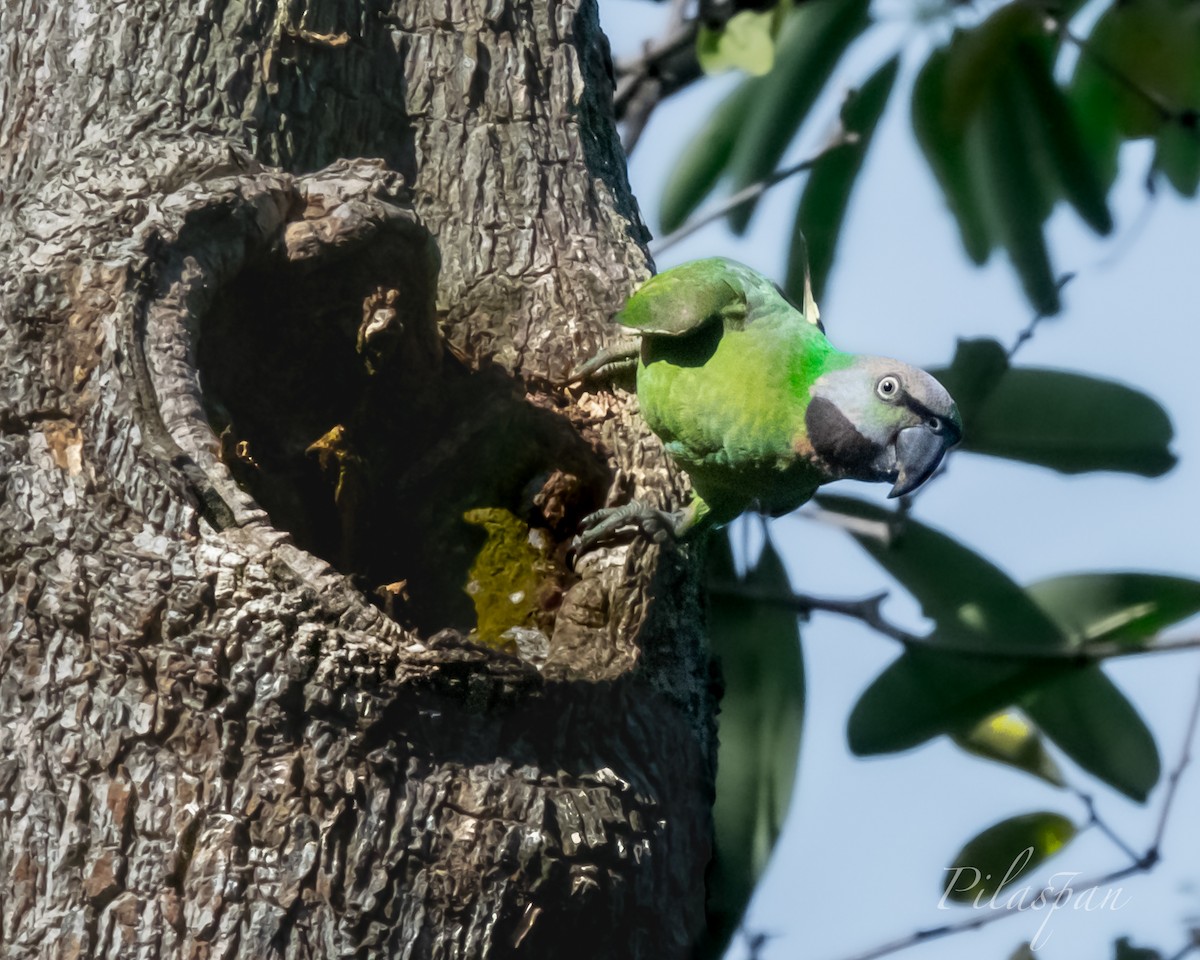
left=1, top=1, right=714, bottom=958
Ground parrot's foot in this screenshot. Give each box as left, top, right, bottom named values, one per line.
left=562, top=343, right=639, bottom=386
left=573, top=500, right=685, bottom=553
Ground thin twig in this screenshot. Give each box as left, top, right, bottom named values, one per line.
left=650, top=132, right=858, bottom=255
left=1073, top=789, right=1142, bottom=866
left=1009, top=272, right=1075, bottom=359
left=614, top=19, right=697, bottom=115
left=618, top=0, right=690, bottom=154
left=1055, top=19, right=1200, bottom=132
left=827, top=664, right=1200, bottom=960
left=835, top=857, right=1151, bottom=960
left=710, top=582, right=917, bottom=643
left=1150, top=669, right=1200, bottom=852
left=615, top=0, right=829, bottom=152
left=1165, top=936, right=1200, bottom=960
left=709, top=580, right=1200, bottom=663
left=614, top=16, right=700, bottom=153
left=893, top=270, right=1076, bottom=507
left=742, top=928, right=780, bottom=960
left=621, top=77, right=666, bottom=155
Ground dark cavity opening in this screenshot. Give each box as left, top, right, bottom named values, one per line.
left=197, top=226, right=605, bottom=639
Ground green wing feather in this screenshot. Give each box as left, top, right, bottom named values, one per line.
left=618, top=257, right=821, bottom=336
left=618, top=258, right=748, bottom=335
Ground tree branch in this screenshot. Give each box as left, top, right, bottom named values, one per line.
left=650, top=132, right=858, bottom=255
left=709, top=580, right=1200, bottom=663
left=825, top=669, right=1200, bottom=960
left=615, top=0, right=699, bottom=152
left=1072, top=788, right=1142, bottom=865
left=1009, top=272, right=1076, bottom=359
left=615, top=0, right=827, bottom=153
left=1150, top=666, right=1200, bottom=853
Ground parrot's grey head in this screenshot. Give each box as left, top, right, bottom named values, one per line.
left=805, top=357, right=962, bottom=497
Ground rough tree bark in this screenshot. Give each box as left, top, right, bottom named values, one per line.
left=0, top=1, right=715, bottom=958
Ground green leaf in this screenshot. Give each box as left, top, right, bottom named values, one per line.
left=819, top=496, right=1071, bottom=756
left=659, top=78, right=761, bottom=234
left=1014, top=40, right=1113, bottom=234
left=788, top=55, right=899, bottom=303
left=698, top=8, right=782, bottom=77
left=704, top=536, right=805, bottom=959
left=930, top=340, right=1178, bottom=477
left=912, top=45, right=994, bottom=264
left=1021, top=666, right=1160, bottom=802
left=1155, top=122, right=1200, bottom=197
left=848, top=647, right=1066, bottom=755
left=941, top=3, right=1045, bottom=133
left=1070, top=0, right=1200, bottom=194
left=824, top=498, right=1164, bottom=782
left=1070, top=0, right=1200, bottom=141
left=816, top=495, right=1065, bottom=652
left=974, top=67, right=1061, bottom=314
left=915, top=4, right=1115, bottom=310
left=1067, top=75, right=1123, bottom=194
left=1114, top=936, right=1165, bottom=960
left=966, top=368, right=1176, bottom=476
left=724, top=0, right=871, bottom=233
left=1051, top=0, right=1097, bottom=20
left=1067, top=6, right=1135, bottom=189
left=929, top=338, right=1008, bottom=420
left=1027, top=573, right=1200, bottom=645
left=943, top=812, right=1076, bottom=903
left=953, top=710, right=1066, bottom=787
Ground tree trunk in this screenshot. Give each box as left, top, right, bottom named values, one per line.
left=0, top=1, right=715, bottom=957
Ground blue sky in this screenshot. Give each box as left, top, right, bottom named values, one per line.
left=599, top=3, right=1200, bottom=958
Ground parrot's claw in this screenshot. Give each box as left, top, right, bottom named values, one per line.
left=573, top=500, right=684, bottom=554
left=562, top=343, right=639, bottom=386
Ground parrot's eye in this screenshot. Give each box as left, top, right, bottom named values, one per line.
left=876, top=376, right=900, bottom=400
left=928, top=417, right=944, bottom=434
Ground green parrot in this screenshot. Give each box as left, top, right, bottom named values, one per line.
left=577, top=258, right=962, bottom=546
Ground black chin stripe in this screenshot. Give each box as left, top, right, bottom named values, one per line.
left=900, top=390, right=939, bottom=424
left=806, top=396, right=878, bottom=471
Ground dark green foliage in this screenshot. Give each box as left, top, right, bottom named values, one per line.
left=658, top=0, right=870, bottom=237
left=847, top=646, right=1068, bottom=755
left=1027, top=573, right=1200, bottom=646
left=816, top=494, right=1064, bottom=654
left=658, top=0, right=1200, bottom=313
left=703, top=537, right=805, bottom=960
left=943, top=812, right=1077, bottom=902
left=1069, top=0, right=1200, bottom=196
left=911, top=4, right=1111, bottom=314
left=1017, top=41, right=1112, bottom=234
left=643, top=0, right=1200, bottom=933
left=912, top=45, right=994, bottom=264
left=723, top=0, right=871, bottom=232
left=659, top=79, right=761, bottom=234
left=819, top=495, right=1176, bottom=802
left=1023, top=666, right=1160, bottom=802
left=1114, top=937, right=1166, bottom=960
left=952, top=710, right=1066, bottom=787
left=788, top=56, right=899, bottom=303
left=932, top=339, right=1176, bottom=477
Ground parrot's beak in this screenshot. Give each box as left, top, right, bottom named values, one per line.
left=888, top=422, right=958, bottom=498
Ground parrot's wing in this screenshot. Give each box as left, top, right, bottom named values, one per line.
left=616, top=258, right=749, bottom=336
